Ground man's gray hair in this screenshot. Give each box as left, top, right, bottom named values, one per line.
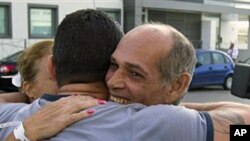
left=156, top=24, right=196, bottom=85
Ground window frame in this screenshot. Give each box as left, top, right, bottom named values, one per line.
left=197, top=52, right=212, bottom=66
left=0, top=2, right=12, bottom=38
left=28, top=4, right=58, bottom=39
left=212, top=52, right=226, bottom=64
left=97, top=8, right=121, bottom=25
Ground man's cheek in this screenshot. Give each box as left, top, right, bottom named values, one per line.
left=105, top=71, right=112, bottom=83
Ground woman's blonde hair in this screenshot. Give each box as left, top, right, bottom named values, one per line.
left=17, top=40, right=54, bottom=85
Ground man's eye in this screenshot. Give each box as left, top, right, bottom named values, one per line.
left=131, top=72, right=138, bottom=76
left=129, top=71, right=143, bottom=78
left=110, top=62, right=118, bottom=69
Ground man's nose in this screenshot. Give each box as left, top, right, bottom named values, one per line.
left=107, top=70, right=125, bottom=89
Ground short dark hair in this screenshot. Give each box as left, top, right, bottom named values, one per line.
left=53, top=9, right=123, bottom=87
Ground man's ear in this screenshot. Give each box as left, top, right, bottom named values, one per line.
left=175, top=72, right=191, bottom=96
left=48, top=55, right=56, bottom=81
left=165, top=73, right=191, bottom=104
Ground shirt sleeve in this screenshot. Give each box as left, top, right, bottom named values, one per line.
left=0, top=103, right=26, bottom=140
left=132, top=105, right=212, bottom=141
left=201, top=112, right=214, bottom=141
left=0, top=103, right=26, bottom=124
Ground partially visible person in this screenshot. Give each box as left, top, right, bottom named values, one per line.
left=227, top=42, right=238, bottom=63
left=0, top=9, right=122, bottom=141
left=18, top=40, right=58, bottom=102
left=0, top=40, right=58, bottom=103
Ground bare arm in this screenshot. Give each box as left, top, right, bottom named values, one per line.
left=4, top=95, right=106, bottom=141
left=4, top=133, right=16, bottom=141
left=0, top=92, right=28, bottom=103
left=182, top=102, right=250, bottom=141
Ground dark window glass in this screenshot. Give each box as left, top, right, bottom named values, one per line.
left=0, top=4, right=11, bottom=38
left=100, top=9, right=121, bottom=25
left=29, top=6, right=57, bottom=38
left=198, top=53, right=211, bottom=65
left=213, top=53, right=225, bottom=64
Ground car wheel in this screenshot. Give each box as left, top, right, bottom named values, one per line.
left=223, top=75, right=232, bottom=90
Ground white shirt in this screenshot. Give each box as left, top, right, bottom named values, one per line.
left=228, top=47, right=239, bottom=59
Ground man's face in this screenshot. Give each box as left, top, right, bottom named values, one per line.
left=105, top=27, right=173, bottom=106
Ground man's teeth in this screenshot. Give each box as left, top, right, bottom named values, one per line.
left=110, top=95, right=129, bottom=104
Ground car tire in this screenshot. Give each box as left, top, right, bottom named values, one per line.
left=223, top=75, right=232, bottom=90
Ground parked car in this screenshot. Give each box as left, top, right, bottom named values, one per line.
left=189, top=49, right=234, bottom=90
left=239, top=57, right=250, bottom=64
left=0, top=51, right=22, bottom=91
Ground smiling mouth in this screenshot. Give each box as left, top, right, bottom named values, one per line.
left=109, top=95, right=129, bottom=104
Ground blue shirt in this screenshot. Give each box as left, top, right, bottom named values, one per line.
left=0, top=94, right=213, bottom=141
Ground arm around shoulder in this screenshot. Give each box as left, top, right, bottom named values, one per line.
left=183, top=102, right=250, bottom=141
left=0, top=92, right=28, bottom=103
left=4, top=133, right=18, bottom=141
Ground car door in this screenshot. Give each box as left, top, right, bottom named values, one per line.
left=211, top=52, right=229, bottom=84
left=192, top=52, right=213, bottom=86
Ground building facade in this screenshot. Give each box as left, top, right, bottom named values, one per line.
left=124, top=0, right=250, bottom=60
left=0, top=0, right=123, bottom=59
left=1, top=0, right=250, bottom=60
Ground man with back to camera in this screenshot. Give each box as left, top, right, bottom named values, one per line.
left=2, top=10, right=250, bottom=141
left=0, top=9, right=123, bottom=140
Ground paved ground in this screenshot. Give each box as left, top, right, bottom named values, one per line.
left=182, top=86, right=250, bottom=104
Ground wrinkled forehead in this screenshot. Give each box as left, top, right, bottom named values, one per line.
left=114, top=25, right=173, bottom=56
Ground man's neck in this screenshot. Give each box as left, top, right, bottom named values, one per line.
left=58, top=82, right=108, bottom=100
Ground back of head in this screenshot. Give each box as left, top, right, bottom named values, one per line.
left=162, top=24, right=196, bottom=83
left=18, top=40, right=53, bottom=84
left=144, top=23, right=195, bottom=105
left=53, top=9, right=123, bottom=87
left=230, top=42, right=235, bottom=49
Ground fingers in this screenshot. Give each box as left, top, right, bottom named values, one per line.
left=22, top=95, right=107, bottom=141
left=58, top=95, right=106, bottom=113
left=58, top=96, right=106, bottom=125
left=66, top=109, right=96, bottom=124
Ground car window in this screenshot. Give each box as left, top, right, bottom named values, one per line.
left=197, top=52, right=211, bottom=65
left=244, top=57, right=250, bottom=64
left=212, top=52, right=225, bottom=64
left=1, top=51, right=22, bottom=62
left=225, top=56, right=231, bottom=64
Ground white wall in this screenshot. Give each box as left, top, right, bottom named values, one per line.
left=12, top=2, right=28, bottom=39
left=201, top=17, right=217, bottom=50
left=220, top=14, right=238, bottom=49
left=0, top=0, right=123, bottom=59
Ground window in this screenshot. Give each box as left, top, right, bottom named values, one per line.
left=212, top=53, right=225, bottom=64
left=225, top=56, right=231, bottom=64
left=28, top=5, right=58, bottom=38
left=197, top=53, right=211, bottom=65
left=98, top=8, right=121, bottom=25
left=245, top=57, right=250, bottom=64
left=0, top=3, right=11, bottom=38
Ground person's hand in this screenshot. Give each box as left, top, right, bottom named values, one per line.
left=22, top=95, right=106, bottom=141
